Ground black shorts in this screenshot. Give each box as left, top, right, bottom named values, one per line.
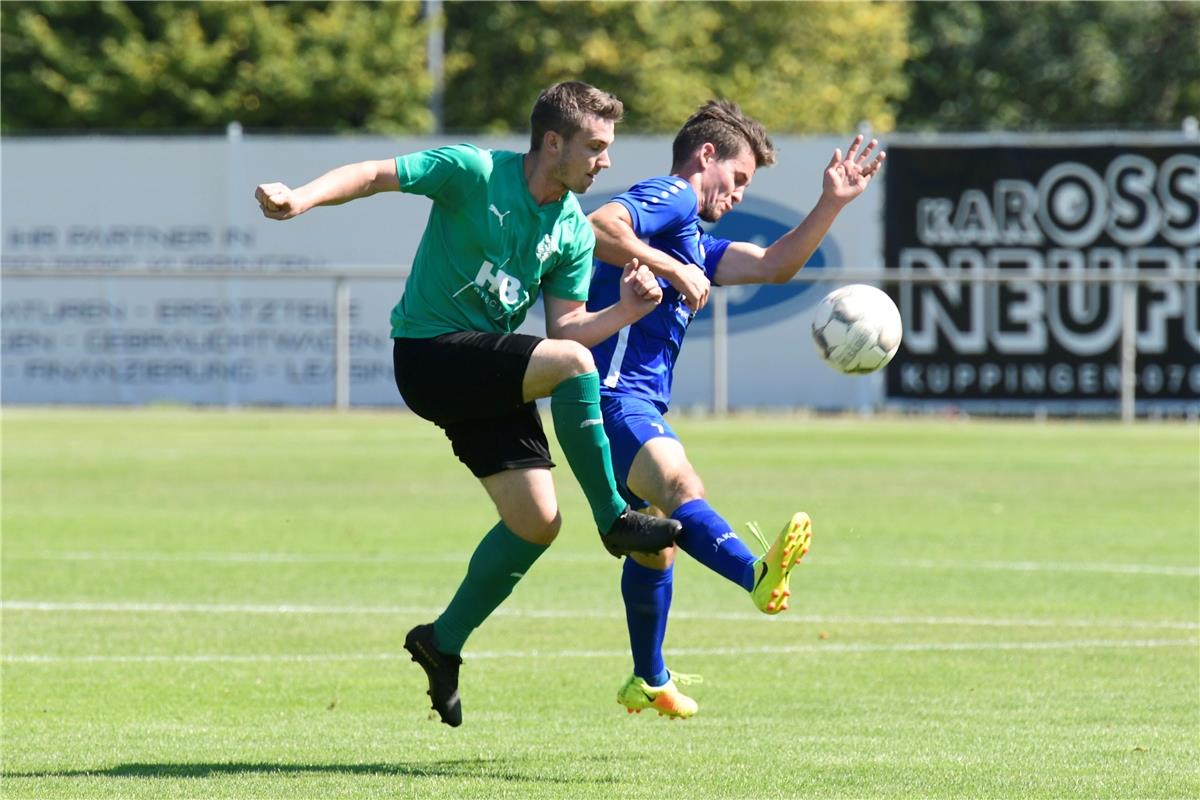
left=393, top=332, right=555, bottom=478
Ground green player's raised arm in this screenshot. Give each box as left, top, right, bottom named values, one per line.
left=254, top=158, right=400, bottom=221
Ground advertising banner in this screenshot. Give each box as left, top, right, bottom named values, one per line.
left=1, top=134, right=881, bottom=408
left=884, top=138, right=1200, bottom=411
left=0, top=276, right=401, bottom=406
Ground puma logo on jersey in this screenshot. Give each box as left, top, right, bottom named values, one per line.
left=474, top=259, right=523, bottom=306
left=489, top=204, right=511, bottom=226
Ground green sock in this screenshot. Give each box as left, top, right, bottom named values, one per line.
left=550, top=371, right=627, bottom=532
left=433, top=521, right=547, bottom=655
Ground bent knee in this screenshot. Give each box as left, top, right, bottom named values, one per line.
left=507, top=508, right=562, bottom=546
left=558, top=340, right=596, bottom=377
left=664, top=474, right=705, bottom=508
left=536, top=338, right=594, bottom=380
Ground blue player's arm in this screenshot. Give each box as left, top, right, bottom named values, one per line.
left=589, top=202, right=712, bottom=312
left=713, top=196, right=843, bottom=286
left=254, top=159, right=399, bottom=220
left=714, top=136, right=886, bottom=286
left=543, top=259, right=663, bottom=348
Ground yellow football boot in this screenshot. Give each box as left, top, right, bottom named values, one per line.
left=747, top=512, right=813, bottom=614
left=616, top=672, right=702, bottom=719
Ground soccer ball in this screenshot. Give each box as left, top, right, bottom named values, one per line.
left=810, top=284, right=903, bottom=375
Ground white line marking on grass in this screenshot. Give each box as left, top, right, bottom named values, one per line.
left=659, top=638, right=1200, bottom=658
left=3, top=653, right=402, bottom=664
left=2, top=600, right=1197, bottom=631
left=0, top=600, right=442, bottom=615
left=877, top=558, right=1200, bottom=577
left=10, top=551, right=422, bottom=565
left=8, top=550, right=1198, bottom=577
left=3, top=639, right=1197, bottom=665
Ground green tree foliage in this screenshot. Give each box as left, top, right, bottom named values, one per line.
left=900, top=0, right=1200, bottom=130
left=3, top=1, right=1192, bottom=135
left=441, top=0, right=910, bottom=135
left=694, top=2, right=911, bottom=134
left=0, top=0, right=431, bottom=132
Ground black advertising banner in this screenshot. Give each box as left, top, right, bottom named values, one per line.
left=883, top=141, right=1199, bottom=409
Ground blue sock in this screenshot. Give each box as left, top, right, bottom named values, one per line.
left=621, top=558, right=672, bottom=687
left=672, top=498, right=758, bottom=592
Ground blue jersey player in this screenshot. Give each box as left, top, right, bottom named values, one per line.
left=586, top=100, right=885, bottom=718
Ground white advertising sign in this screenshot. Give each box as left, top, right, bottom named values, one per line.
left=1, top=133, right=885, bottom=409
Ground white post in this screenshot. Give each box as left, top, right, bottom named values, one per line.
left=1119, top=278, right=1137, bottom=423
left=712, top=288, right=728, bottom=415
left=425, top=0, right=444, bottom=133
left=335, top=277, right=352, bottom=411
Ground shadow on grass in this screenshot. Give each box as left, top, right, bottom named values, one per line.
left=3, top=758, right=617, bottom=784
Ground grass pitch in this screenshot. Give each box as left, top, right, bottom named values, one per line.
left=1, top=409, right=1197, bottom=799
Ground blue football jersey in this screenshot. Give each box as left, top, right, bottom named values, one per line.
left=588, top=176, right=731, bottom=410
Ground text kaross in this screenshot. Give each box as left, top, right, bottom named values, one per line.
left=894, top=152, right=1199, bottom=400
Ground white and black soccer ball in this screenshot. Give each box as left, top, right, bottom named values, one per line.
left=810, top=284, right=903, bottom=375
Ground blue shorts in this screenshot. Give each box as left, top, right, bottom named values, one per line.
left=599, top=394, right=679, bottom=510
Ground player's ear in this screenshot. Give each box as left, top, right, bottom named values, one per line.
left=543, top=130, right=563, bottom=155
left=699, top=142, right=717, bottom=167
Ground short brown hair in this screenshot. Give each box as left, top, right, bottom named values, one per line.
left=671, top=100, right=776, bottom=171
left=529, top=81, right=624, bottom=151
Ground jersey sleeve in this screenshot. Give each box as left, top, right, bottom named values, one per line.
left=611, top=178, right=696, bottom=239
left=700, top=232, right=733, bottom=285
left=394, top=144, right=487, bottom=203
left=541, top=216, right=595, bottom=302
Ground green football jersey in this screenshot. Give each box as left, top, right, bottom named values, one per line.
left=389, top=144, right=595, bottom=338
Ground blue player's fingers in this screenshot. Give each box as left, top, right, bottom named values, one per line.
left=865, top=151, right=887, bottom=176
left=845, top=134, right=864, bottom=162
left=857, top=139, right=878, bottom=164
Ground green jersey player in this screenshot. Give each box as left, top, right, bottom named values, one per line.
left=254, top=82, right=681, bottom=727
